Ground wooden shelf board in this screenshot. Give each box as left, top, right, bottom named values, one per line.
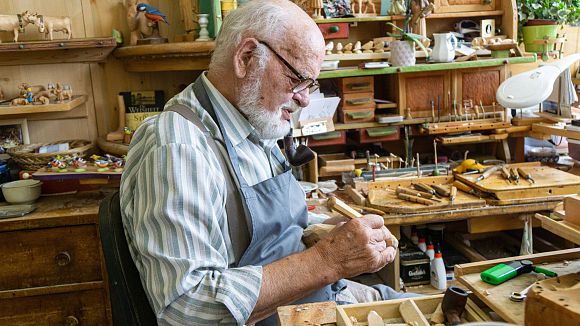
left=318, top=55, right=536, bottom=79
left=391, top=10, right=504, bottom=20
left=376, top=102, right=397, bottom=109
left=0, top=38, right=116, bottom=66
left=0, top=95, right=86, bottom=116
left=314, top=16, right=393, bottom=23
left=437, top=133, right=508, bottom=145
left=532, top=122, right=580, bottom=140
left=114, top=41, right=215, bottom=72
left=535, top=213, right=580, bottom=244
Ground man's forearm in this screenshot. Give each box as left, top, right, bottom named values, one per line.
left=246, top=246, right=336, bottom=324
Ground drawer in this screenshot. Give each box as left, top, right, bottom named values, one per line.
left=307, top=130, right=346, bottom=147
left=350, top=127, right=400, bottom=143
left=340, top=92, right=375, bottom=110
left=0, top=289, right=108, bottom=325
left=339, top=108, right=375, bottom=124
left=317, top=22, right=349, bottom=40
left=339, top=76, right=374, bottom=94
left=0, top=225, right=102, bottom=291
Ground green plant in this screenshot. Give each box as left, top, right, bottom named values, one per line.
left=516, top=0, right=580, bottom=26
left=386, top=22, right=430, bottom=59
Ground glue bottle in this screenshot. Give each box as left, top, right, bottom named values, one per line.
left=426, top=242, right=435, bottom=260
left=418, top=237, right=427, bottom=252
left=431, top=248, right=447, bottom=290
left=410, top=226, right=419, bottom=245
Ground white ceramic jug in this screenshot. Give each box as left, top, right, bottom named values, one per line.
left=432, top=33, right=458, bottom=63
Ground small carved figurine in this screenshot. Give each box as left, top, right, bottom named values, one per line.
left=311, top=0, right=324, bottom=19
left=0, top=11, right=34, bottom=43
left=362, top=41, right=374, bottom=53
left=127, top=2, right=170, bottom=45
left=28, top=13, right=72, bottom=41
left=71, top=156, right=87, bottom=171
left=343, top=42, right=353, bottom=54
left=373, top=41, right=385, bottom=53
left=353, top=41, right=362, bottom=54
left=325, top=41, right=334, bottom=55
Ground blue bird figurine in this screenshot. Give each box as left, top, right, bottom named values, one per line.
left=136, top=3, right=169, bottom=25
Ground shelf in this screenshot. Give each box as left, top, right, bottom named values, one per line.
left=114, top=41, right=215, bottom=72
left=391, top=10, right=504, bottom=20
left=0, top=95, right=86, bottom=116
left=314, top=16, right=392, bottom=23
left=531, top=122, right=580, bottom=140
left=437, top=133, right=508, bottom=145
left=0, top=38, right=116, bottom=66
left=318, top=55, right=536, bottom=79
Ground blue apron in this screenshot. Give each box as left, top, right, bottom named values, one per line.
left=183, top=77, right=345, bottom=325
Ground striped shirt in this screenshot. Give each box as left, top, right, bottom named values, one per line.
left=120, top=73, right=286, bottom=325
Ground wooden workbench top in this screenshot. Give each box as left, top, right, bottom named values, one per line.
left=0, top=191, right=105, bottom=232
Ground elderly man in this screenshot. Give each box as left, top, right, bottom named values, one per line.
left=120, top=1, right=409, bottom=325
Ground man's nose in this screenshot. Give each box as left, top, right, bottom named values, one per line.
left=292, top=88, right=310, bottom=107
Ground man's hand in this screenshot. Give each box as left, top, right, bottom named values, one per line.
left=313, top=214, right=396, bottom=280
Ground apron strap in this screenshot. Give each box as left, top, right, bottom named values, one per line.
left=164, top=103, right=250, bottom=264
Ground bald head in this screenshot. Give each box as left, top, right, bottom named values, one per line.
left=208, top=0, right=325, bottom=75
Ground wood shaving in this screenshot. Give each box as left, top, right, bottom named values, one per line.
left=484, top=289, right=491, bottom=296
left=350, top=316, right=359, bottom=326
left=563, top=260, right=570, bottom=266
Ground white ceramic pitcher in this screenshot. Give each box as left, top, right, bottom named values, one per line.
left=432, top=33, right=458, bottom=63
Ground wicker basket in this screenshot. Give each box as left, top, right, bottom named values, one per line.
left=7, top=140, right=96, bottom=171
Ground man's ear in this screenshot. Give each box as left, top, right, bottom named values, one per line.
left=233, top=38, right=259, bottom=79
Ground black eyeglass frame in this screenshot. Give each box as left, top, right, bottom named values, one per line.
left=258, top=41, right=320, bottom=94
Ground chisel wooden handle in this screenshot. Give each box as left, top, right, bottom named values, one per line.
left=327, top=197, right=363, bottom=219
left=431, top=184, right=451, bottom=197
left=412, top=182, right=436, bottom=195
left=397, top=193, right=436, bottom=205
left=453, top=180, right=474, bottom=194
left=517, top=168, right=534, bottom=183
left=501, top=166, right=512, bottom=182
left=396, top=186, right=434, bottom=199
left=450, top=186, right=457, bottom=203
left=475, top=165, right=502, bottom=183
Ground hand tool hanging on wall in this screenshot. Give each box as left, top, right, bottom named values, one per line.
left=517, top=168, right=535, bottom=184
left=433, top=139, right=440, bottom=176
left=431, top=99, right=435, bottom=122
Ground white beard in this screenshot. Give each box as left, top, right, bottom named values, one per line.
left=237, top=72, right=300, bottom=140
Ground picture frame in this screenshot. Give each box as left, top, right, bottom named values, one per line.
left=0, top=118, right=30, bottom=151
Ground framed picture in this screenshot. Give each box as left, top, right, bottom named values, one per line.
left=0, top=118, right=30, bottom=151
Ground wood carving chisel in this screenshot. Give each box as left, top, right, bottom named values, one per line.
left=453, top=180, right=477, bottom=196
left=450, top=186, right=457, bottom=204
left=510, top=168, right=520, bottom=184
left=431, top=184, right=451, bottom=197
left=431, top=99, right=435, bottom=122
left=500, top=166, right=512, bottom=184
left=396, top=186, right=442, bottom=202
left=397, top=192, right=436, bottom=205
left=327, top=197, right=398, bottom=248
left=412, top=182, right=440, bottom=198
left=474, top=165, right=502, bottom=183
left=517, top=168, right=535, bottom=184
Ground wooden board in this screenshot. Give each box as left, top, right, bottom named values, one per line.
left=368, top=188, right=486, bottom=213
left=0, top=95, right=86, bottom=116
left=421, top=120, right=511, bottom=135
left=455, top=166, right=580, bottom=200
left=336, top=294, right=489, bottom=326
left=532, top=122, right=580, bottom=140
left=32, top=165, right=122, bottom=181
left=437, top=133, right=507, bottom=145
left=525, top=272, right=580, bottom=326
left=535, top=213, right=580, bottom=244
left=277, top=301, right=336, bottom=326
left=455, top=248, right=580, bottom=325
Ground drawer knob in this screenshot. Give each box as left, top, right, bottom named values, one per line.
left=64, top=316, right=79, bottom=326
left=329, top=25, right=339, bottom=33
left=55, top=251, right=71, bottom=266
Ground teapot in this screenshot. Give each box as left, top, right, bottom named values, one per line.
left=432, top=33, right=458, bottom=63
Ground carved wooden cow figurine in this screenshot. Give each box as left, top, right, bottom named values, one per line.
left=0, top=11, right=33, bottom=43
left=30, top=14, right=72, bottom=41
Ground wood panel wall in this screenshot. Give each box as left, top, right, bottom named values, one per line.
left=0, top=0, right=199, bottom=144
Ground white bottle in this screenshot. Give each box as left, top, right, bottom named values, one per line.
left=418, top=237, right=427, bottom=252
left=426, top=243, right=435, bottom=260
left=431, top=250, right=447, bottom=290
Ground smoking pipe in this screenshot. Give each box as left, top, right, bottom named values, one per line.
left=283, top=129, right=315, bottom=167
left=441, top=286, right=469, bottom=325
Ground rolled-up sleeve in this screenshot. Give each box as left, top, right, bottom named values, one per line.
left=121, top=115, right=262, bottom=325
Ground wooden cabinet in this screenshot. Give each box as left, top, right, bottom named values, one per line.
left=453, top=65, right=507, bottom=107
left=0, top=192, right=112, bottom=325
left=433, top=0, right=496, bottom=13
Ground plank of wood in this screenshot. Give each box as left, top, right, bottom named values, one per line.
left=456, top=253, right=580, bottom=325
left=467, top=214, right=541, bottom=233
left=368, top=188, right=486, bottom=214
left=532, top=122, right=580, bottom=140
left=277, top=301, right=336, bottom=326
left=455, top=166, right=580, bottom=200
left=564, top=194, right=580, bottom=226
left=0, top=95, right=86, bottom=116
left=422, top=121, right=511, bottom=135
left=535, top=213, right=580, bottom=244
left=399, top=300, right=429, bottom=326
left=437, top=133, right=508, bottom=145
left=345, top=185, right=366, bottom=206
left=525, top=272, right=580, bottom=326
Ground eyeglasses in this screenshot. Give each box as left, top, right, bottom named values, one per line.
left=258, top=41, right=319, bottom=94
